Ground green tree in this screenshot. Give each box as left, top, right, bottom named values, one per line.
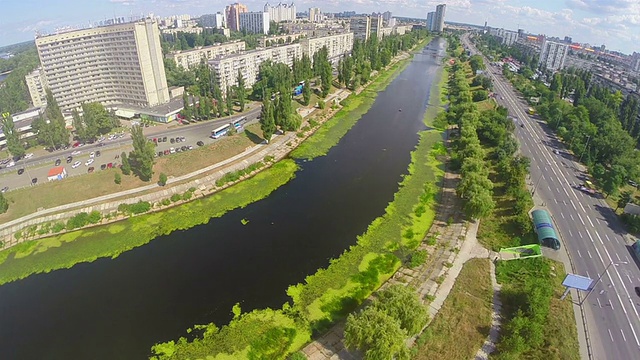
left=114, top=172, right=122, bottom=184
left=344, top=307, right=410, bottom=360
left=159, top=173, right=168, bottom=186
left=0, top=192, right=9, bottom=214
left=128, top=125, right=155, bottom=181
left=236, top=69, right=246, bottom=112
left=374, top=284, right=428, bottom=335
left=617, top=190, right=633, bottom=210
left=260, top=96, right=276, bottom=142
left=121, top=151, right=131, bottom=175
left=302, top=79, right=311, bottom=106
left=464, top=187, right=495, bottom=219
left=225, top=87, right=234, bottom=115
left=1, top=113, right=25, bottom=159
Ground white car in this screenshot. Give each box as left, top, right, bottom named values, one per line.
left=6, top=161, right=15, bottom=168
left=72, top=161, right=81, bottom=169
left=24, top=153, right=34, bottom=159
left=71, top=150, right=81, bottom=155
left=90, top=151, right=95, bottom=158
left=85, top=159, right=94, bottom=166
left=169, top=147, right=175, bottom=154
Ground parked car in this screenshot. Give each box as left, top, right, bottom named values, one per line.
left=107, top=163, right=113, bottom=169
left=180, top=136, right=186, bottom=142
left=72, top=161, right=81, bottom=168
left=85, top=159, right=94, bottom=166
left=164, top=149, right=170, bottom=155
left=162, top=136, right=167, bottom=142
left=71, top=150, right=81, bottom=155
left=181, top=146, right=187, bottom=151
left=96, top=151, right=101, bottom=157
left=100, top=164, right=107, bottom=170
left=197, top=141, right=204, bottom=147
left=188, top=145, right=193, bottom=150
left=54, top=158, right=61, bottom=166
left=17, top=168, right=24, bottom=175
left=6, top=161, right=15, bottom=168
left=90, top=151, right=95, bottom=158
left=170, top=147, right=175, bottom=154
left=1, top=186, right=8, bottom=193
left=170, top=138, right=175, bottom=144
left=24, top=153, right=34, bottom=159
left=31, top=177, right=38, bottom=184
left=88, top=167, right=95, bottom=173
left=157, top=151, right=163, bottom=157
left=67, top=156, right=73, bottom=163
left=97, top=142, right=105, bottom=147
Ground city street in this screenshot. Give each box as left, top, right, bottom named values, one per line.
left=0, top=107, right=261, bottom=192
left=463, top=34, right=640, bottom=359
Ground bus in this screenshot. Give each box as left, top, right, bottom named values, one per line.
left=211, top=123, right=231, bottom=139
left=232, top=117, right=247, bottom=131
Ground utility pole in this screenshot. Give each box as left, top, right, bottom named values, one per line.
left=581, top=261, right=628, bottom=305
left=578, top=135, right=591, bottom=163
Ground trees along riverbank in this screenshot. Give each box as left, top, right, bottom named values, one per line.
left=446, top=35, right=580, bottom=358
left=149, top=37, right=445, bottom=359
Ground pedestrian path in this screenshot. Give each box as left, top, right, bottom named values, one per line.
left=474, top=259, right=503, bottom=360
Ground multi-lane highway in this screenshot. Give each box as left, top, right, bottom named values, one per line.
left=0, top=107, right=261, bottom=191
left=463, top=34, right=640, bottom=359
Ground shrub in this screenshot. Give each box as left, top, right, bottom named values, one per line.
left=408, top=250, right=428, bottom=268
left=14, top=231, right=22, bottom=240
left=318, top=100, right=325, bottom=109
left=129, top=201, right=151, bottom=214
left=114, top=172, right=122, bottom=185
left=309, top=119, right=319, bottom=128
left=0, top=192, right=9, bottom=214
left=170, top=193, right=182, bottom=202
left=88, top=210, right=102, bottom=224
left=161, top=198, right=171, bottom=206
left=66, top=212, right=90, bottom=230
left=264, top=155, right=275, bottom=163
left=188, top=187, right=197, bottom=193
left=182, top=191, right=193, bottom=201
left=52, top=222, right=66, bottom=233
left=159, top=173, right=168, bottom=186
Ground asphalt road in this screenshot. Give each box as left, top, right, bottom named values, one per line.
left=464, top=34, right=640, bottom=359
left=0, top=107, right=261, bottom=192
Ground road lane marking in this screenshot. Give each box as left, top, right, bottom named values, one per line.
left=554, top=198, right=558, bottom=204
left=616, top=253, right=621, bottom=261
left=563, top=188, right=569, bottom=196
left=577, top=213, right=585, bottom=225
left=605, top=234, right=611, bottom=242
left=609, top=329, right=614, bottom=342
left=560, top=212, right=564, bottom=219
left=579, top=201, right=586, bottom=212
left=577, top=249, right=582, bottom=258
left=548, top=185, right=552, bottom=192
left=626, top=274, right=632, bottom=283
left=586, top=231, right=595, bottom=243
left=570, top=200, right=577, bottom=210
left=621, top=329, right=627, bottom=342
left=595, top=232, right=604, bottom=245
left=556, top=187, right=560, bottom=193
left=597, top=298, right=602, bottom=308
left=568, top=229, right=573, bottom=237
left=586, top=270, right=591, bottom=278
left=596, top=218, right=601, bottom=225
left=570, top=214, right=575, bottom=221
left=587, top=250, right=593, bottom=259
left=587, top=216, right=594, bottom=227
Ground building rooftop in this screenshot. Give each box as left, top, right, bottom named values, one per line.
left=113, top=96, right=185, bottom=117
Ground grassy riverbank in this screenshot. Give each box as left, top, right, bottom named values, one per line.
left=292, top=37, right=432, bottom=160
left=413, top=258, right=493, bottom=359
left=0, top=160, right=298, bottom=285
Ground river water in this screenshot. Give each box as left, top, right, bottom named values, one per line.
left=0, top=37, right=445, bottom=359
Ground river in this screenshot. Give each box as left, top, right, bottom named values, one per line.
left=0, top=37, right=445, bottom=359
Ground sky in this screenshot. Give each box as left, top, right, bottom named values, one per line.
left=1, top=0, right=640, bottom=54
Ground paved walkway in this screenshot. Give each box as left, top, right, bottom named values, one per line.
left=474, top=259, right=503, bottom=360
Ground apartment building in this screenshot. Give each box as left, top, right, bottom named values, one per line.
left=32, top=18, right=169, bottom=113
left=166, top=41, right=246, bottom=70
left=309, top=7, right=321, bottom=22
left=426, top=12, right=435, bottom=32
left=199, top=13, right=226, bottom=29
left=264, top=2, right=296, bottom=22
left=239, top=12, right=270, bottom=35
left=350, top=16, right=371, bottom=41
left=25, top=67, right=48, bottom=108
left=259, top=33, right=304, bottom=47
left=370, top=14, right=384, bottom=40
left=433, top=4, right=446, bottom=32
left=300, top=32, right=353, bottom=64
left=225, top=3, right=249, bottom=32
left=539, top=40, right=569, bottom=71
left=210, top=43, right=301, bottom=95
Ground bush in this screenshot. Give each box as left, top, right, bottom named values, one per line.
left=114, top=172, right=122, bottom=185
left=52, top=222, right=66, bottom=233
left=189, top=187, right=197, bottom=193
left=159, top=173, right=168, bottom=186
left=129, top=201, right=151, bottom=214
left=0, top=192, right=9, bottom=214
left=318, top=100, right=325, bottom=109
left=161, top=198, right=171, bottom=206
left=87, top=210, right=102, bottom=224
left=182, top=191, right=193, bottom=201
left=473, top=90, right=488, bottom=102
left=408, top=250, right=428, bottom=268
left=170, top=193, right=182, bottom=202
left=66, top=212, right=90, bottom=230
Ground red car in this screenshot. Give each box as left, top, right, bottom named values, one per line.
left=72, top=142, right=81, bottom=148
left=107, top=163, right=113, bottom=169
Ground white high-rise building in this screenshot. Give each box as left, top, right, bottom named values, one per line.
left=264, top=2, right=296, bottom=22
left=309, top=7, right=321, bottom=22
left=631, top=52, right=640, bottom=72
left=33, top=18, right=169, bottom=112
left=426, top=12, right=435, bottom=32
left=539, top=40, right=569, bottom=71
left=433, top=4, right=446, bottom=32
left=300, top=32, right=353, bottom=64
left=166, top=41, right=246, bottom=70
left=239, top=12, right=270, bottom=34
left=350, top=16, right=371, bottom=41
left=25, top=67, right=48, bottom=108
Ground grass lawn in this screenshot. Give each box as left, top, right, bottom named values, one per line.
left=0, top=124, right=265, bottom=222
left=476, top=98, right=496, bottom=111
left=413, top=258, right=493, bottom=359
left=544, top=260, right=581, bottom=360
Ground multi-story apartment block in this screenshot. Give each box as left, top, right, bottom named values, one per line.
left=25, top=67, right=48, bottom=108
left=539, top=40, right=569, bottom=71
left=433, top=4, right=446, bottom=32
left=309, top=7, right=321, bottom=22
left=370, top=14, right=384, bottom=40
left=209, top=43, right=301, bottom=95
left=350, top=16, right=371, bottom=41
left=259, top=33, right=304, bottom=47
left=300, top=32, right=353, bottom=64
left=225, top=3, right=248, bottom=32
left=264, top=2, right=296, bottom=22
left=33, top=18, right=169, bottom=113
left=239, top=12, right=270, bottom=35
left=631, top=52, right=640, bottom=73
left=382, top=11, right=392, bottom=23
left=426, top=12, right=435, bottom=32
left=166, top=41, right=246, bottom=70
left=199, top=13, right=226, bottom=28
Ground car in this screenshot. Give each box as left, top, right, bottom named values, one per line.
left=181, top=146, right=187, bottom=151
left=157, top=151, right=163, bottom=157
left=0, top=159, right=9, bottom=165
left=55, top=158, right=61, bottom=166
left=175, top=137, right=181, bottom=143
left=197, top=141, right=204, bottom=146
left=635, top=286, right=640, bottom=297
left=188, top=145, right=193, bottom=150
left=164, top=149, right=170, bottom=155
left=72, top=161, right=81, bottom=168
left=170, top=138, right=175, bottom=144
left=85, top=159, right=94, bottom=166
left=90, top=151, right=95, bottom=158
left=153, top=137, right=157, bottom=143
left=628, top=180, right=639, bottom=188
left=100, top=164, right=107, bottom=170
left=176, top=147, right=182, bottom=153
left=180, top=136, right=186, bottom=142
left=6, top=161, right=15, bottom=168
left=17, top=168, right=24, bottom=175
left=71, top=150, right=81, bottom=155
left=170, top=147, right=175, bottom=154
left=73, top=142, right=81, bottom=148
left=97, top=142, right=105, bottom=147
left=67, top=156, right=73, bottom=163
left=31, top=178, right=38, bottom=184
left=24, top=153, right=34, bottom=159
left=553, top=149, right=560, bottom=155
left=96, top=151, right=101, bottom=157
left=88, top=167, right=95, bottom=173
left=0, top=186, right=8, bottom=193
left=107, top=162, right=113, bottom=169
left=162, top=136, right=167, bottom=142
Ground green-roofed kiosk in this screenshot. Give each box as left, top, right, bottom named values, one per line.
left=531, top=209, right=561, bottom=250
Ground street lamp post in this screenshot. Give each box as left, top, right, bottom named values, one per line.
left=581, top=260, right=628, bottom=305
left=578, top=135, right=591, bottom=163
left=532, top=168, right=545, bottom=196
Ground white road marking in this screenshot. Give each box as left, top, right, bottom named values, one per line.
left=587, top=250, right=593, bottom=259
left=568, top=229, right=573, bottom=237
left=609, top=329, right=614, bottom=342
left=570, top=213, right=575, bottom=221
left=577, top=213, right=585, bottom=225
left=563, top=188, right=569, bottom=196
left=626, top=274, right=632, bottom=283
left=621, top=329, right=627, bottom=342
left=587, top=216, right=594, bottom=227
left=554, top=198, right=558, bottom=204
left=605, top=234, right=611, bottom=242
left=596, top=218, right=601, bottom=225
left=616, top=253, right=621, bottom=261
left=597, top=298, right=602, bottom=308
left=577, top=249, right=582, bottom=258
left=595, top=232, right=604, bottom=245
left=560, top=212, right=565, bottom=219
left=579, top=201, right=586, bottom=212
left=570, top=200, right=577, bottom=210
left=586, top=231, right=595, bottom=243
